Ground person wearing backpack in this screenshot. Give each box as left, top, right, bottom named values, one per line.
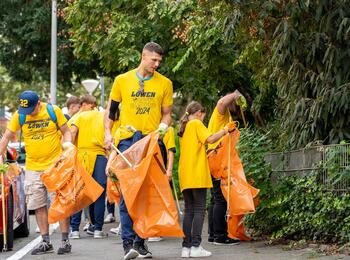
left=0, top=90, right=73, bottom=255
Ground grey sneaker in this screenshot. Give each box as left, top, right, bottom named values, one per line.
left=134, top=241, right=152, bottom=258
left=86, top=224, right=94, bottom=235
left=31, top=241, right=54, bottom=255
left=70, top=231, right=80, bottom=239
left=124, top=242, right=139, bottom=260
left=57, top=240, right=72, bottom=255
left=94, top=230, right=108, bottom=239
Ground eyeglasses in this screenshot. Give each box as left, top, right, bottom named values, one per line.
left=138, top=79, right=145, bottom=93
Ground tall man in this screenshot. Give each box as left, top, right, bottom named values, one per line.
left=104, top=42, right=173, bottom=260
left=0, top=91, right=73, bottom=255
left=207, top=90, right=246, bottom=245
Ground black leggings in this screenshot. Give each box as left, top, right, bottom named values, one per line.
left=182, top=188, right=207, bottom=248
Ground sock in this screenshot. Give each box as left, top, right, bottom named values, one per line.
left=42, top=234, right=50, bottom=243
left=62, top=232, right=69, bottom=241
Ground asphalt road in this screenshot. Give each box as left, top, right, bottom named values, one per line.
left=0, top=212, right=348, bottom=260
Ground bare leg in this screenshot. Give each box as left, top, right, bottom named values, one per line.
left=35, top=206, right=49, bottom=235
left=59, top=218, right=70, bottom=234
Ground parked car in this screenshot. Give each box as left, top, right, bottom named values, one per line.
left=0, top=145, right=29, bottom=250
left=8, top=142, right=26, bottom=164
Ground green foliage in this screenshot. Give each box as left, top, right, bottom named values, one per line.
left=239, top=128, right=350, bottom=243
left=0, top=0, right=98, bottom=91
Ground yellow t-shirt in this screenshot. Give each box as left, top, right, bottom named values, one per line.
left=72, top=110, right=105, bottom=155
left=72, top=110, right=106, bottom=175
left=178, top=119, right=213, bottom=192
left=207, top=107, right=231, bottom=150
left=7, top=103, right=67, bottom=171
left=110, top=70, right=173, bottom=140
left=163, top=127, right=176, bottom=151
left=67, top=110, right=82, bottom=129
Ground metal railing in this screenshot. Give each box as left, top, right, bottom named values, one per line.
left=265, top=143, right=350, bottom=192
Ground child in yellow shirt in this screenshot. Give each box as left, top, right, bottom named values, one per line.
left=177, top=101, right=233, bottom=258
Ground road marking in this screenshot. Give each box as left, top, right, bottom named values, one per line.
left=6, top=223, right=59, bottom=260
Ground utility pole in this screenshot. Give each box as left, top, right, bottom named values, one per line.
left=50, top=0, right=57, bottom=104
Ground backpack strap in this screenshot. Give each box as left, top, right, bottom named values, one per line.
left=46, top=103, right=58, bottom=127
left=19, top=113, right=26, bottom=128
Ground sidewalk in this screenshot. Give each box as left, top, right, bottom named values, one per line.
left=21, top=220, right=345, bottom=260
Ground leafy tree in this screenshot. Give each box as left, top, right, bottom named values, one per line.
left=0, top=0, right=98, bottom=92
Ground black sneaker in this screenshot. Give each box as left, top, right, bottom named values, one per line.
left=214, top=237, right=240, bottom=245
left=123, top=242, right=139, bottom=260
left=57, top=240, right=72, bottom=255
left=86, top=224, right=95, bottom=235
left=31, top=241, right=54, bottom=255
left=134, top=241, right=152, bottom=258
left=208, top=236, right=214, bottom=243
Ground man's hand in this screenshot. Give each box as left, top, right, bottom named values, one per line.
left=157, top=122, right=168, bottom=137
left=105, top=164, right=111, bottom=177
left=62, top=141, right=74, bottom=150
left=236, top=96, right=247, bottom=110
left=104, top=132, right=113, bottom=150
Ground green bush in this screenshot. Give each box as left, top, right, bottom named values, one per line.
left=238, top=127, right=350, bottom=244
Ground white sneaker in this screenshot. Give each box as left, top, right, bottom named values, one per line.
left=94, top=230, right=108, bottom=239
left=190, top=246, right=212, bottom=258
left=110, top=223, right=121, bottom=235
left=104, top=213, right=115, bottom=223
left=83, top=222, right=90, bottom=231
left=148, top=237, right=163, bottom=242
left=70, top=231, right=80, bottom=239
left=181, top=247, right=190, bottom=258
left=35, top=226, right=40, bottom=233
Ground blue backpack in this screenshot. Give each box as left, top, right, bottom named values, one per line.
left=19, top=103, right=58, bottom=128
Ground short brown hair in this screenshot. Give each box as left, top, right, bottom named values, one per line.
left=80, top=94, right=97, bottom=106
left=143, top=42, right=164, bottom=56
left=66, top=96, right=80, bottom=109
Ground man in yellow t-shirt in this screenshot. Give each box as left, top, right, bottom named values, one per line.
left=0, top=90, right=73, bottom=255
left=70, top=110, right=107, bottom=239
left=104, top=42, right=173, bottom=259
left=207, top=90, right=246, bottom=246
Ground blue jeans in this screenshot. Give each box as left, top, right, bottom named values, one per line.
left=88, top=155, right=107, bottom=231
left=119, top=133, right=144, bottom=245
left=119, top=132, right=167, bottom=245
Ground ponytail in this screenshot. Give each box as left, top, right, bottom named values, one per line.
left=177, top=101, right=205, bottom=137
left=178, top=112, right=190, bottom=137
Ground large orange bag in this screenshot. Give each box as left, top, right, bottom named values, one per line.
left=110, top=132, right=183, bottom=238
left=106, top=177, right=121, bottom=205
left=207, top=129, right=259, bottom=240
left=41, top=147, right=103, bottom=224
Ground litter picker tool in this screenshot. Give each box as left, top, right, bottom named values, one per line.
left=171, top=177, right=183, bottom=216
left=111, top=144, right=133, bottom=168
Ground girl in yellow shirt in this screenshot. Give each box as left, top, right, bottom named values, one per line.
left=177, top=101, right=232, bottom=258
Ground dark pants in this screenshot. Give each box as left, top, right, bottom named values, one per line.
left=71, top=155, right=107, bottom=232
left=208, top=178, right=228, bottom=240
left=182, top=188, right=207, bottom=248
left=119, top=132, right=167, bottom=246
left=88, top=155, right=107, bottom=231
left=106, top=201, right=115, bottom=215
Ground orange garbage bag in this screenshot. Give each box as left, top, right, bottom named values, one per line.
left=207, top=129, right=259, bottom=240
left=109, top=132, right=183, bottom=238
left=106, top=177, right=121, bottom=205
left=227, top=215, right=252, bottom=241
left=41, top=147, right=104, bottom=224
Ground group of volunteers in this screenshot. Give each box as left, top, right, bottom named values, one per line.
left=0, top=42, right=247, bottom=259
